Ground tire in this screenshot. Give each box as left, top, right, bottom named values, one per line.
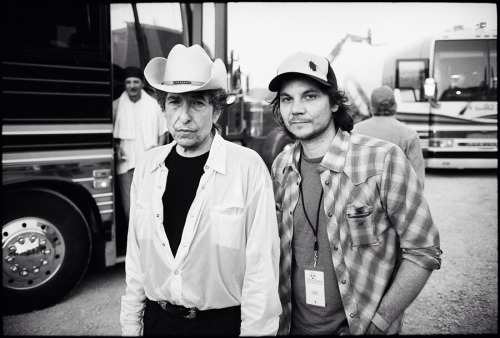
left=260, top=129, right=294, bottom=169
left=2, top=189, right=92, bottom=314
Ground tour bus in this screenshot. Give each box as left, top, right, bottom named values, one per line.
left=334, top=24, right=497, bottom=168
left=2, top=2, right=288, bottom=313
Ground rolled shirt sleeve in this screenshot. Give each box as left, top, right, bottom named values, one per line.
left=381, top=146, right=442, bottom=270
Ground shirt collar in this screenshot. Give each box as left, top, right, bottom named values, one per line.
left=149, top=132, right=227, bottom=175
left=282, top=128, right=350, bottom=174
left=320, top=128, right=349, bottom=173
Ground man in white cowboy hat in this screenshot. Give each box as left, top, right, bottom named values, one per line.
left=113, top=66, right=168, bottom=223
left=268, top=51, right=441, bottom=335
left=120, top=44, right=281, bottom=336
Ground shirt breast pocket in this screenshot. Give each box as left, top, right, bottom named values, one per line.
left=210, top=205, right=245, bottom=249
left=345, top=204, right=379, bottom=247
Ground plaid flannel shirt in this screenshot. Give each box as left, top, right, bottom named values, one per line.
left=271, top=129, right=441, bottom=335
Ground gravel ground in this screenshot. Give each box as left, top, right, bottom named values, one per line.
left=401, top=169, right=498, bottom=335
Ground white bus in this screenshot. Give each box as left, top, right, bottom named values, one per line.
left=335, top=23, right=497, bottom=169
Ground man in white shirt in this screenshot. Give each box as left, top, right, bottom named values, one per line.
left=120, top=44, right=281, bottom=336
left=113, top=66, right=168, bottom=222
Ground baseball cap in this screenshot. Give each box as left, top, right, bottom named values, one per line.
left=370, top=85, right=397, bottom=112
left=268, top=51, right=338, bottom=92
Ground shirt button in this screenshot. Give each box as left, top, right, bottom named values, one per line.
left=334, top=246, right=339, bottom=251
left=158, top=186, right=162, bottom=189
left=341, top=280, right=346, bottom=284
left=350, top=313, right=355, bottom=318
left=183, top=243, right=187, bottom=247
left=296, top=181, right=299, bottom=185
left=289, top=210, right=293, bottom=215
left=174, top=270, right=179, bottom=274
left=156, top=214, right=160, bottom=217
left=204, top=165, right=209, bottom=170
left=325, top=181, right=330, bottom=185
left=328, top=212, right=332, bottom=217
left=162, top=243, right=165, bottom=246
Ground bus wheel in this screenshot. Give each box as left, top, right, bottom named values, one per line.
left=2, top=189, right=91, bottom=314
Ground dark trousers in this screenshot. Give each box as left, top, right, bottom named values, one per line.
left=144, top=299, right=241, bottom=336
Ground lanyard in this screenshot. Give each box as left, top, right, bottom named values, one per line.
left=298, top=150, right=324, bottom=268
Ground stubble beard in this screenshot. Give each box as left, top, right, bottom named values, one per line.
left=288, top=118, right=332, bottom=142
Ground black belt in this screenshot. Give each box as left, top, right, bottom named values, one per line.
left=157, top=301, right=198, bottom=319
left=153, top=300, right=240, bottom=320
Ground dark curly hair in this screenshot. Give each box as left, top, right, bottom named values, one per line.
left=154, top=88, right=227, bottom=135
left=268, top=74, right=354, bottom=140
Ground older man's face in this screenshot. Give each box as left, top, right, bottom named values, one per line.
left=164, top=92, right=219, bottom=156
left=125, top=77, right=144, bottom=102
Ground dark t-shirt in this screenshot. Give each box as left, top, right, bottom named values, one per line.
left=162, top=146, right=209, bottom=257
left=291, top=154, right=346, bottom=335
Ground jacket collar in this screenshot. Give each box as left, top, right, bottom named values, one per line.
left=282, top=128, right=349, bottom=174
left=149, top=132, right=226, bottom=175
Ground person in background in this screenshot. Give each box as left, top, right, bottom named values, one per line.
left=120, top=44, right=281, bottom=336
left=113, top=66, right=168, bottom=223
left=352, top=85, right=425, bottom=188
left=268, top=51, right=441, bottom=335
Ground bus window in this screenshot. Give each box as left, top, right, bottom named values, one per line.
left=111, top=4, right=141, bottom=70
left=137, top=3, right=184, bottom=60
left=2, top=3, right=108, bottom=122
left=111, top=3, right=185, bottom=101
left=396, top=59, right=428, bottom=102
left=2, top=3, right=100, bottom=52
left=434, top=40, right=493, bottom=101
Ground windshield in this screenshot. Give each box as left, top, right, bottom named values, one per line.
left=434, top=39, right=497, bottom=101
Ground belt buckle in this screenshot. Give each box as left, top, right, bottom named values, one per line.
left=183, top=307, right=196, bottom=319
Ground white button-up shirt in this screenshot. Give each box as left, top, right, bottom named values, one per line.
left=120, top=133, right=281, bottom=336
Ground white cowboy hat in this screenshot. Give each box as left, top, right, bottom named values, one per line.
left=144, top=44, right=227, bottom=93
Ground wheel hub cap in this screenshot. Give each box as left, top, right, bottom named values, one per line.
left=3, top=217, right=65, bottom=290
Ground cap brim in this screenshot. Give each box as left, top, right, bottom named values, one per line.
left=268, top=72, right=331, bottom=92
left=144, top=57, right=227, bottom=93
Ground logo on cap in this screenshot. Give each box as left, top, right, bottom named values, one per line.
left=307, top=61, right=319, bottom=72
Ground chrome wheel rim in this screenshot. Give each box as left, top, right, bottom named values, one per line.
left=3, top=217, right=66, bottom=290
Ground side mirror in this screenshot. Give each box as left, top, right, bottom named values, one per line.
left=424, top=78, right=436, bottom=98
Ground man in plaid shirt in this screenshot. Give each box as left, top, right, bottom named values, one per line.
left=268, top=51, right=442, bottom=335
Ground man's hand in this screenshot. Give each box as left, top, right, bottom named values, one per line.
left=117, top=148, right=127, bottom=161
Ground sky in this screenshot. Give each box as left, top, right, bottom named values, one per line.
left=227, top=2, right=497, bottom=90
